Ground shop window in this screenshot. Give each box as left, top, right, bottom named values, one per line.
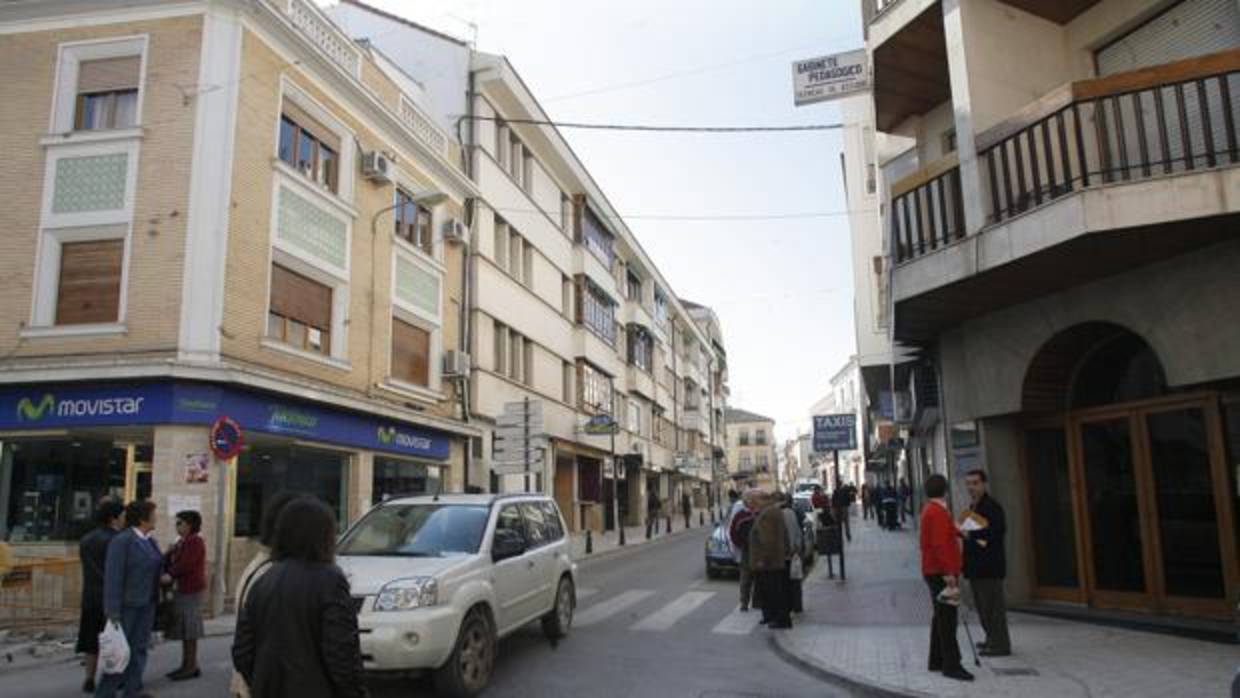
left=267, top=263, right=332, bottom=356
left=391, top=317, right=431, bottom=387
left=373, top=457, right=441, bottom=502
left=1, top=440, right=127, bottom=542
left=235, top=445, right=346, bottom=536
left=55, top=239, right=123, bottom=325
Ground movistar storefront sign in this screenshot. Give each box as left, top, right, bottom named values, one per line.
left=1, top=382, right=450, bottom=460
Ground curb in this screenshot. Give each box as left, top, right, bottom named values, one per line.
left=572, top=525, right=706, bottom=566
left=768, top=632, right=933, bottom=698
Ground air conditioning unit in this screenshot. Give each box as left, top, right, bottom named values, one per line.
left=361, top=151, right=392, bottom=184
left=442, top=350, right=470, bottom=377
left=441, top=219, right=467, bottom=243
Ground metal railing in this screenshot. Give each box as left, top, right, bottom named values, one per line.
left=981, top=57, right=1240, bottom=225
left=891, top=162, right=965, bottom=264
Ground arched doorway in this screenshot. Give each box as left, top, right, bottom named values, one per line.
left=1021, top=323, right=1237, bottom=617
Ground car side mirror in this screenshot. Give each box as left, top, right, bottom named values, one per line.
left=491, top=529, right=526, bottom=562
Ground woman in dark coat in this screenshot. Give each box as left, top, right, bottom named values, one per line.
left=77, top=499, right=124, bottom=693
left=232, top=498, right=366, bottom=698
left=163, top=510, right=207, bottom=681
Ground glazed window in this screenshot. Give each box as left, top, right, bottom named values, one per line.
left=578, top=361, right=612, bottom=414
left=394, top=188, right=433, bottom=255
left=267, top=263, right=332, bottom=355
left=575, top=276, right=616, bottom=346
left=277, top=106, right=340, bottom=193
left=580, top=207, right=615, bottom=269
left=74, top=57, right=140, bottom=131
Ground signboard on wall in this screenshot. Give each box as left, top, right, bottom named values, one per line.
left=792, top=49, right=869, bottom=106
left=813, top=414, right=858, bottom=452
left=0, top=382, right=452, bottom=460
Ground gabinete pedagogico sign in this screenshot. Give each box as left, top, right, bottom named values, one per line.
left=792, top=49, right=869, bottom=106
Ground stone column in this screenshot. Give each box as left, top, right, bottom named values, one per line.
left=350, top=451, right=374, bottom=523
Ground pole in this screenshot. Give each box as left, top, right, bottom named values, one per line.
left=209, top=455, right=230, bottom=616
left=834, top=449, right=846, bottom=582
left=523, top=396, right=531, bottom=493
left=612, top=424, right=625, bottom=546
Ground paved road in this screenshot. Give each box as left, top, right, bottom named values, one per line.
left=7, top=529, right=851, bottom=698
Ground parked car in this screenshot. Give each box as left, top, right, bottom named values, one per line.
left=792, top=499, right=818, bottom=569
left=337, top=493, right=577, bottom=697
left=704, top=522, right=738, bottom=578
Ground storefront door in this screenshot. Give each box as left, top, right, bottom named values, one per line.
left=1027, top=396, right=1237, bottom=616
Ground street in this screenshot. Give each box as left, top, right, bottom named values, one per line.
left=7, top=530, right=849, bottom=698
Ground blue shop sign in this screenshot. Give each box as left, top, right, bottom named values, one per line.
left=0, top=382, right=450, bottom=461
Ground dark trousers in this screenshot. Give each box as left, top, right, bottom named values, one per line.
left=756, top=569, right=791, bottom=626
left=684, top=509, right=691, bottom=529
left=924, top=576, right=962, bottom=674
left=785, top=560, right=803, bottom=613
left=94, top=603, right=155, bottom=698
left=739, top=546, right=757, bottom=609
left=862, top=501, right=872, bottom=519
left=834, top=506, right=851, bottom=541
left=970, top=578, right=1011, bottom=652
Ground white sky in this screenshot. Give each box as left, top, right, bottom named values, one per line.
left=332, top=0, right=865, bottom=443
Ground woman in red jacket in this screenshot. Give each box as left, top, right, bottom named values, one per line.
left=919, top=475, right=972, bottom=682
left=164, top=509, right=207, bottom=681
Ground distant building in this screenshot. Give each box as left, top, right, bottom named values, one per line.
left=724, top=408, right=778, bottom=491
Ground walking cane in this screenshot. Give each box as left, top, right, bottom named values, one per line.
left=960, top=600, right=982, bottom=668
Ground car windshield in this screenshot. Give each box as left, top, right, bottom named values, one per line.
left=338, top=503, right=490, bottom=557
left=795, top=483, right=816, bottom=493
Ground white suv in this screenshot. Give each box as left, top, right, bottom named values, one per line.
left=336, top=493, right=577, bottom=697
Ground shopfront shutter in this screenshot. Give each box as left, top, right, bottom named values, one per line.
left=56, top=239, right=123, bottom=325
left=77, top=56, right=140, bottom=93
left=1096, top=0, right=1240, bottom=76
left=269, top=264, right=332, bottom=330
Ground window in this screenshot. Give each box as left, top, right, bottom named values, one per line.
left=494, top=118, right=508, bottom=168
left=739, top=454, right=751, bottom=469
left=578, top=361, right=611, bottom=413
left=267, top=263, right=332, bottom=355
left=277, top=106, right=340, bottom=193
left=539, top=501, right=565, bottom=541
left=394, top=188, right=433, bottom=255
left=74, top=56, right=139, bottom=131
left=942, top=128, right=957, bottom=155
left=236, top=445, right=347, bottom=536
left=627, top=324, right=653, bottom=372
left=391, top=317, right=431, bottom=387
left=496, top=504, right=526, bottom=544
left=522, top=242, right=534, bottom=289
left=55, top=239, right=123, bottom=325
left=626, top=270, right=642, bottom=302
left=560, top=193, right=572, bottom=233
left=575, top=276, right=616, bottom=345
left=562, top=361, right=574, bottom=404
left=493, top=217, right=508, bottom=268
left=561, top=275, right=573, bottom=317
left=653, top=289, right=668, bottom=326
left=739, top=429, right=750, bottom=446
left=493, top=320, right=508, bottom=373
left=493, top=320, right=531, bottom=385
left=521, top=502, right=548, bottom=548
left=580, top=207, right=615, bottom=269
left=653, top=406, right=666, bottom=445
left=372, top=458, right=441, bottom=501
left=508, top=229, right=522, bottom=280
left=627, top=399, right=642, bottom=435
left=1, top=440, right=127, bottom=542
left=522, top=151, right=534, bottom=195
left=664, top=367, right=676, bottom=390
left=755, top=429, right=767, bottom=446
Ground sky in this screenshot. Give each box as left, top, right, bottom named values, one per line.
left=331, top=0, right=866, bottom=443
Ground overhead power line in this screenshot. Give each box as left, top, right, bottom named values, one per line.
left=459, top=114, right=843, bottom=133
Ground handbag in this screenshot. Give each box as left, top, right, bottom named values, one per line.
left=789, top=554, right=804, bottom=581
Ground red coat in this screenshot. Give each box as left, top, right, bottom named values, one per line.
left=919, top=501, right=961, bottom=577
left=167, top=533, right=207, bottom=594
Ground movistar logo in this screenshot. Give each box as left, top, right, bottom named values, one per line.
left=377, top=426, right=431, bottom=450
left=377, top=426, right=396, bottom=444
left=17, top=394, right=55, bottom=421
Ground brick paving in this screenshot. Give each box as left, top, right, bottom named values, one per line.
left=776, top=515, right=1240, bottom=698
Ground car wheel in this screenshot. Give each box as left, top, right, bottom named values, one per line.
left=541, top=576, right=575, bottom=640
left=434, top=607, right=495, bottom=698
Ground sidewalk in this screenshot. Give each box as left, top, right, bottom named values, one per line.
left=569, top=506, right=719, bottom=563
left=775, top=516, right=1240, bottom=698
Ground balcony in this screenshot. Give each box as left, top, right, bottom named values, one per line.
left=869, top=1, right=950, bottom=133
left=891, top=50, right=1240, bottom=342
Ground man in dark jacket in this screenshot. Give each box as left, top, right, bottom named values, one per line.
left=77, top=499, right=124, bottom=693
left=682, top=490, right=692, bottom=529
left=962, top=469, right=1010, bottom=657
left=646, top=488, right=662, bottom=538
left=831, top=481, right=852, bottom=542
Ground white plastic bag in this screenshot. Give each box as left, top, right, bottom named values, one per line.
left=98, top=620, right=130, bottom=675
left=790, top=555, right=804, bottom=581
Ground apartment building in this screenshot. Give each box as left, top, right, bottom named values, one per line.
left=327, top=0, right=730, bottom=534
left=0, top=0, right=487, bottom=607
left=807, top=357, right=866, bottom=486
left=861, top=0, right=1240, bottom=622
left=725, top=408, right=778, bottom=491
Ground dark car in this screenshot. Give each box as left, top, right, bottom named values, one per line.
left=704, top=523, right=738, bottom=578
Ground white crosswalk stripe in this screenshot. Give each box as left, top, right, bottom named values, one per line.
left=574, top=589, right=655, bottom=627
left=629, top=591, right=715, bottom=632
left=710, top=605, right=762, bottom=635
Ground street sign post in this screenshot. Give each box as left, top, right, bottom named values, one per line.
left=813, top=413, right=857, bottom=582
left=792, top=49, right=869, bottom=107
left=492, top=398, right=546, bottom=491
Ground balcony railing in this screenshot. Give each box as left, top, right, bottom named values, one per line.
left=891, top=154, right=965, bottom=264
left=980, top=50, right=1240, bottom=226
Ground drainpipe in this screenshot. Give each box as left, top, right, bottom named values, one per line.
left=456, top=68, right=480, bottom=492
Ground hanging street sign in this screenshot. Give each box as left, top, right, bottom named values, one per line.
left=582, top=413, right=619, bottom=435
left=812, top=413, right=858, bottom=452
left=792, top=49, right=869, bottom=106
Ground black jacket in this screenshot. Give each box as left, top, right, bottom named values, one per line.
left=79, top=525, right=117, bottom=609
left=232, top=560, right=367, bottom=698
left=963, top=493, right=1006, bottom=579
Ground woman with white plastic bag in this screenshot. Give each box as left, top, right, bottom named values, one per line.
left=95, top=500, right=163, bottom=698
left=97, top=619, right=130, bottom=675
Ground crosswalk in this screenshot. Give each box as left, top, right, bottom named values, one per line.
left=572, top=586, right=771, bottom=636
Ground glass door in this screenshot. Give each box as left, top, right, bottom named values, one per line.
left=1024, top=424, right=1082, bottom=600
left=1076, top=414, right=1154, bottom=608
left=1142, top=403, right=1231, bottom=614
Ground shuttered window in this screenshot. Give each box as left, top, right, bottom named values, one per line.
left=391, top=317, right=430, bottom=386
left=55, top=240, right=123, bottom=325
left=1096, top=0, right=1240, bottom=76
left=75, top=56, right=140, bottom=130
left=277, top=102, right=341, bottom=193
left=267, top=264, right=332, bottom=355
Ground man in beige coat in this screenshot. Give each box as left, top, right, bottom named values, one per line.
left=749, top=492, right=792, bottom=629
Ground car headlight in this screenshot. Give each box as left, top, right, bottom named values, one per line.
left=374, top=577, right=439, bottom=611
